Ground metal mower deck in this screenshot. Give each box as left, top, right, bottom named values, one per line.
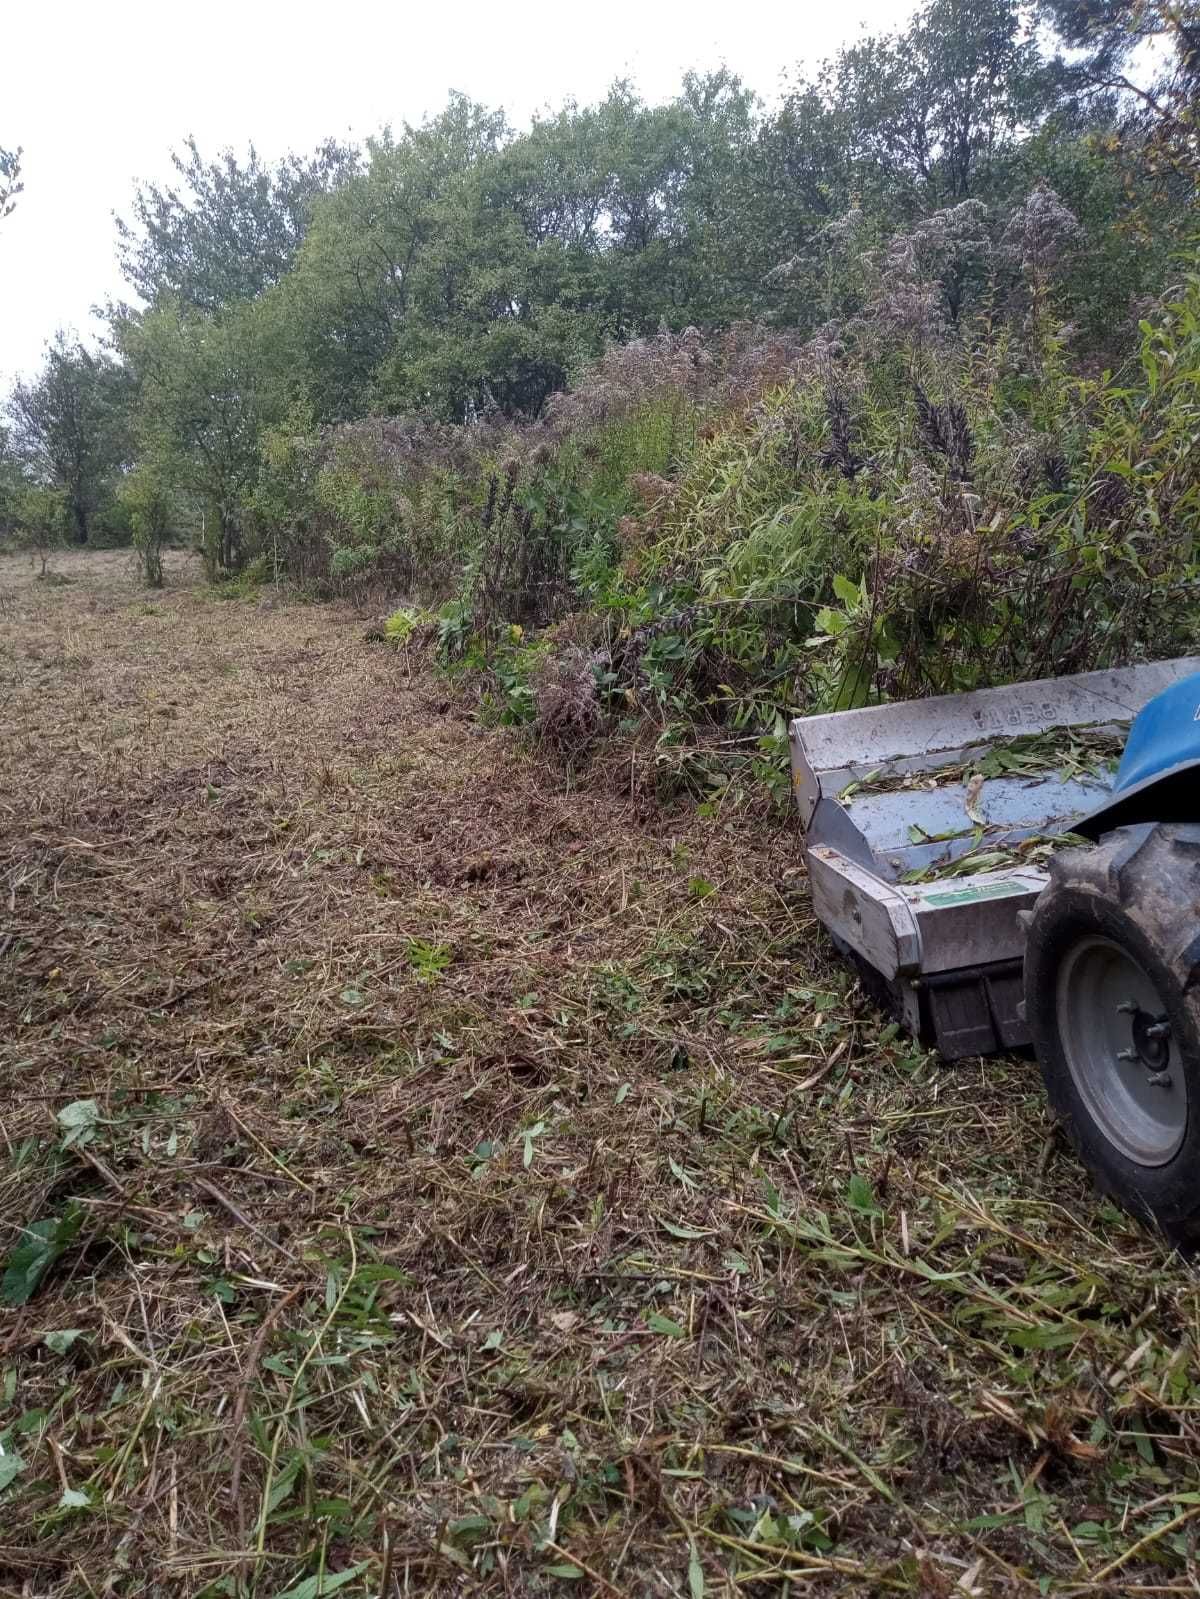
left=790, top=659, right=1200, bottom=1057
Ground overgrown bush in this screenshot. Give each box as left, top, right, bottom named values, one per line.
left=14, top=486, right=69, bottom=578
left=245, top=188, right=1199, bottom=783
left=119, top=463, right=174, bottom=588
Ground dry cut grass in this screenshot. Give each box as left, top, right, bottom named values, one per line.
left=1, top=549, right=1199, bottom=1598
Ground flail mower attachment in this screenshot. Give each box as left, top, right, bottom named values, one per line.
left=789, top=659, right=1200, bottom=1060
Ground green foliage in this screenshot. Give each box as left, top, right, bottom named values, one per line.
left=530, top=262, right=1198, bottom=745
left=4, top=334, right=132, bottom=546
left=0, top=440, right=22, bottom=542
left=482, top=628, right=552, bottom=725
left=1, top=1205, right=83, bottom=1308
left=236, top=232, right=1200, bottom=768
left=119, top=461, right=174, bottom=587
left=9, top=0, right=1197, bottom=764
left=13, top=483, right=70, bottom=576
left=213, top=553, right=273, bottom=600
left=314, top=431, right=458, bottom=595
left=251, top=401, right=326, bottom=585
left=436, top=597, right=476, bottom=661
left=383, top=607, right=427, bottom=644
left=404, top=938, right=452, bottom=982
left=119, top=297, right=295, bottom=576
left=831, top=0, right=1048, bottom=208
left=1037, top=0, right=1200, bottom=116
left=279, top=80, right=766, bottom=423
left=115, top=134, right=358, bottom=311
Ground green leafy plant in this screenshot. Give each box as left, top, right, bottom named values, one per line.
left=1, top=1204, right=84, bottom=1308
left=383, top=606, right=429, bottom=644
left=405, top=938, right=451, bottom=982
left=118, top=461, right=174, bottom=588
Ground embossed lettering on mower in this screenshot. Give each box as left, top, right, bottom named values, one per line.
left=790, top=659, right=1200, bottom=1243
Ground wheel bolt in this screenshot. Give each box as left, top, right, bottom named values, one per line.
left=1117, top=1000, right=1139, bottom=1015
left=1117, top=1049, right=1137, bottom=1062
left=1145, top=1021, right=1171, bottom=1041
left=1147, top=1071, right=1172, bottom=1089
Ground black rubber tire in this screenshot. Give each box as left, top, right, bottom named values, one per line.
left=1025, top=823, right=1200, bottom=1247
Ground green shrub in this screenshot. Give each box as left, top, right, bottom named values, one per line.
left=383, top=607, right=429, bottom=644
left=15, top=485, right=69, bottom=578
left=118, top=464, right=174, bottom=588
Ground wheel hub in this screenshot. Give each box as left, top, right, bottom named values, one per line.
left=1130, top=1008, right=1171, bottom=1072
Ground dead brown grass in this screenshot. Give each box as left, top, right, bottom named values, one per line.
left=1, top=550, right=1199, bottom=1598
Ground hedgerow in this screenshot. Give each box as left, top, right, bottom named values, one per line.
left=253, top=193, right=1200, bottom=780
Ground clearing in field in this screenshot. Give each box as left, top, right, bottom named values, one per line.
left=2, top=551, right=1199, bottom=1596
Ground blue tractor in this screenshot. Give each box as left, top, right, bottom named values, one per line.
left=790, top=659, right=1200, bottom=1243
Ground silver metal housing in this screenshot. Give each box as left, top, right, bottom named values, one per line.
left=790, top=658, right=1200, bottom=1057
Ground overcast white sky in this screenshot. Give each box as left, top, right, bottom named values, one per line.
left=0, top=0, right=911, bottom=387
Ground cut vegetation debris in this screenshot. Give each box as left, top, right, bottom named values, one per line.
left=898, top=831, right=1091, bottom=884
left=3, top=553, right=1200, bottom=1597
left=835, top=729, right=1125, bottom=881
left=839, top=729, right=1126, bottom=806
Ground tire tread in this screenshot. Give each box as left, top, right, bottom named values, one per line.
left=1026, top=823, right=1200, bottom=1248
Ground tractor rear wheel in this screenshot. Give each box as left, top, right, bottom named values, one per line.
left=1024, top=823, right=1200, bottom=1246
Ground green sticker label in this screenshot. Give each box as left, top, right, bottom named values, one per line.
left=919, top=879, right=1031, bottom=909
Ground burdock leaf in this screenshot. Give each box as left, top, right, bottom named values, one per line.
left=43, top=1329, right=86, bottom=1354
left=846, top=1173, right=881, bottom=1216
left=1, top=1206, right=83, bottom=1307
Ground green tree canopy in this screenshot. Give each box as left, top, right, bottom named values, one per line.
left=284, top=96, right=564, bottom=421
left=827, top=0, right=1048, bottom=210
left=119, top=296, right=295, bottom=571
left=80, top=0, right=1198, bottom=572
left=5, top=335, right=132, bottom=544
left=116, top=135, right=359, bottom=311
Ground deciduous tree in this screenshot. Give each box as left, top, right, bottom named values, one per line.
left=116, top=135, right=358, bottom=310
left=1038, top=0, right=1200, bottom=156
left=121, top=298, right=293, bottom=572
left=830, top=0, right=1047, bottom=208
left=5, top=335, right=131, bottom=544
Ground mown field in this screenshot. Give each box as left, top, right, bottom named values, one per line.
left=1, top=550, right=1199, bottom=1598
